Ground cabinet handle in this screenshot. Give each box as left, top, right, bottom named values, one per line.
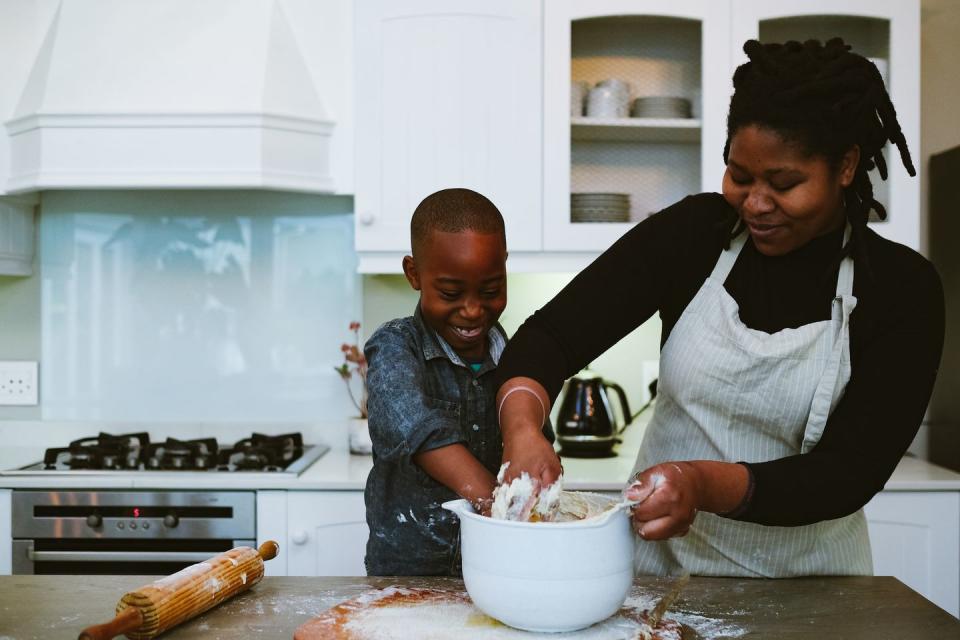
left=292, top=530, right=309, bottom=545
left=358, top=212, right=375, bottom=226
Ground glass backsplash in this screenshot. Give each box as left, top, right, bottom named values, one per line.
left=40, top=191, right=360, bottom=421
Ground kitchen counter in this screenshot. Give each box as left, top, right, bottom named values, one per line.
left=0, top=416, right=652, bottom=491
left=2, top=574, right=957, bottom=639
left=2, top=413, right=959, bottom=491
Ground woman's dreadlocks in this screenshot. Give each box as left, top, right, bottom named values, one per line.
left=722, top=38, right=915, bottom=275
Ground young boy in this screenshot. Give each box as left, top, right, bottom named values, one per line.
left=363, top=188, right=544, bottom=576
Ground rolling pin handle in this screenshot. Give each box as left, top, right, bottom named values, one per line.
left=78, top=606, right=143, bottom=640
left=258, top=540, right=280, bottom=561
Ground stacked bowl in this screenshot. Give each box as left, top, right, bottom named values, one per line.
left=631, top=96, right=692, bottom=119
left=571, top=193, right=631, bottom=223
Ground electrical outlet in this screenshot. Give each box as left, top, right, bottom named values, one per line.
left=640, top=359, right=659, bottom=405
left=0, top=361, right=39, bottom=406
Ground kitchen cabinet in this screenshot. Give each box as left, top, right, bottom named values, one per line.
left=731, top=0, right=921, bottom=251
left=545, top=0, right=920, bottom=253
left=356, top=0, right=921, bottom=271
left=0, top=489, right=10, bottom=575
left=278, top=490, right=368, bottom=577
left=864, top=491, right=960, bottom=617
left=543, top=0, right=730, bottom=251
left=0, top=195, right=36, bottom=276
left=354, top=0, right=543, bottom=266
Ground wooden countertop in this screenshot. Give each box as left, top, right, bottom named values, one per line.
left=1, top=575, right=957, bottom=639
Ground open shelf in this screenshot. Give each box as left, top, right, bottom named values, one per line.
left=571, top=117, right=701, bottom=143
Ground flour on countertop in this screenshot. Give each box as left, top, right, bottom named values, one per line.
left=623, top=593, right=748, bottom=639
left=306, top=586, right=747, bottom=640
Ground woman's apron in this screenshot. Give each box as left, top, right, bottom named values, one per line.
left=633, top=226, right=872, bottom=577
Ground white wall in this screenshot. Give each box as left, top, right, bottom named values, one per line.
left=362, top=273, right=663, bottom=415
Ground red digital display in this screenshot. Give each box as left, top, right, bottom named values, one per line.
left=133, top=508, right=140, bottom=518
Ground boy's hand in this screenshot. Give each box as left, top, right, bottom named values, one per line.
left=413, top=443, right=499, bottom=512
left=470, top=496, right=494, bottom=517
left=501, top=428, right=562, bottom=489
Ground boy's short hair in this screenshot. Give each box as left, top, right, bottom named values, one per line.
left=410, top=188, right=506, bottom=259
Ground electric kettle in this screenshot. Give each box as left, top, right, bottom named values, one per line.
left=555, top=372, right=632, bottom=457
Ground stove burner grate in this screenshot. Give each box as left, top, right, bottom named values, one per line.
left=40, top=431, right=307, bottom=472
left=43, top=432, right=150, bottom=470
left=146, top=438, right=219, bottom=471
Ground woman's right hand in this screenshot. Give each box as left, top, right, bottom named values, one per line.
left=501, top=427, right=562, bottom=488
left=497, top=377, right=562, bottom=489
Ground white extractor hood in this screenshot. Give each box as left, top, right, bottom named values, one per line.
left=4, top=0, right=339, bottom=194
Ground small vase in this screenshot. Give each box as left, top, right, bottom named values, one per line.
left=349, top=417, right=373, bottom=455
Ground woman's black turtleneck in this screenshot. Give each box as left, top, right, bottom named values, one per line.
left=495, top=193, right=944, bottom=526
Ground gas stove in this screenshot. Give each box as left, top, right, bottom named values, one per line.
left=11, top=431, right=329, bottom=476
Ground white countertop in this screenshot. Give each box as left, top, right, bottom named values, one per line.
left=1, top=414, right=959, bottom=491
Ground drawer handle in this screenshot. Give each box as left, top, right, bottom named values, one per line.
left=28, top=550, right=216, bottom=562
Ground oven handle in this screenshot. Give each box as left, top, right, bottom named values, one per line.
left=27, top=549, right=218, bottom=563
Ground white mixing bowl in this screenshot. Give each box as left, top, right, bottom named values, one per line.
left=442, top=495, right=634, bottom=633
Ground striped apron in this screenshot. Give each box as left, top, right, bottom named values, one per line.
left=632, top=226, right=872, bottom=577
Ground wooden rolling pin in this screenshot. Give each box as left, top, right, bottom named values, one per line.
left=78, top=540, right=279, bottom=640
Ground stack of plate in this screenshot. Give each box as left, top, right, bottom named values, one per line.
left=631, top=96, right=692, bottom=119
left=571, top=193, right=631, bottom=223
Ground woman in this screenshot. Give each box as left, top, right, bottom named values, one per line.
left=493, top=39, right=944, bottom=577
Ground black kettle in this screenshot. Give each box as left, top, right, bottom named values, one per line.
left=556, top=372, right=632, bottom=458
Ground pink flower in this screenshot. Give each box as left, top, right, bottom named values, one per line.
left=335, top=322, right=368, bottom=418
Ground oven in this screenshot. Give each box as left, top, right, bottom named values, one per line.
left=12, top=490, right=255, bottom=575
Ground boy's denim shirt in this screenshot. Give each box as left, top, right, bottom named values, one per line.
left=363, top=305, right=552, bottom=576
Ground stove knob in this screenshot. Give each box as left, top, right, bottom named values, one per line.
left=86, top=514, right=102, bottom=528
left=163, top=514, right=180, bottom=528
left=291, top=530, right=309, bottom=545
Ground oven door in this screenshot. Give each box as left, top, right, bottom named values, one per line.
left=12, top=538, right=257, bottom=575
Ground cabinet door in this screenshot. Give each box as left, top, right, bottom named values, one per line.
left=731, top=0, right=921, bottom=251
left=543, top=0, right=730, bottom=251
left=864, top=491, right=960, bottom=617
left=286, top=491, right=369, bottom=577
left=0, top=489, right=10, bottom=575
left=0, top=196, right=36, bottom=276
left=355, top=0, right=542, bottom=253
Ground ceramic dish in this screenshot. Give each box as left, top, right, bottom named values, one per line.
left=442, top=493, right=634, bottom=633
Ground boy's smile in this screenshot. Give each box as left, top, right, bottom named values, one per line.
left=403, top=229, right=507, bottom=361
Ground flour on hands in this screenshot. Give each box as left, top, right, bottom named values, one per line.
left=490, top=462, right=563, bottom=522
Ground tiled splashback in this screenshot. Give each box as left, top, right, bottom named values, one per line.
left=39, top=191, right=361, bottom=421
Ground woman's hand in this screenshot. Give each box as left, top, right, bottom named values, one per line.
left=500, top=427, right=562, bottom=488
left=625, top=461, right=702, bottom=540
left=497, top=377, right=561, bottom=488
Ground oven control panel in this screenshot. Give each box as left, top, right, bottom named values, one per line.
left=11, top=490, right=255, bottom=539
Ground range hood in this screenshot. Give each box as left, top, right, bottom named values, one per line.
left=5, top=0, right=337, bottom=194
